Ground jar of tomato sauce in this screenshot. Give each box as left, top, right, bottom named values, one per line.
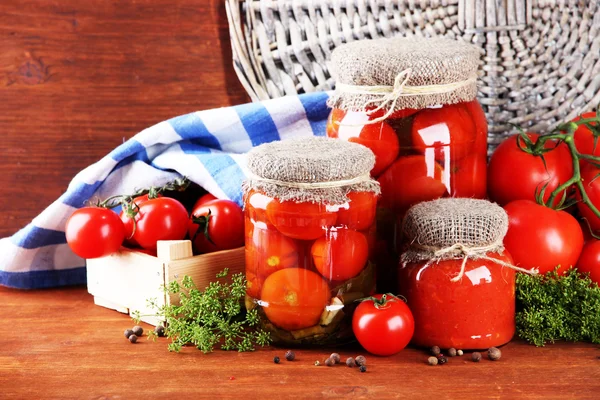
left=399, top=198, right=520, bottom=350
left=327, top=37, right=486, bottom=292
left=244, top=137, right=380, bottom=345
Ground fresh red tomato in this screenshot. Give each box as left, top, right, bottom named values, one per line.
left=377, top=155, right=447, bottom=213
left=336, top=191, right=377, bottom=231
left=576, top=239, right=600, bottom=285
left=66, top=207, right=125, bottom=259
left=450, top=152, right=487, bottom=198
left=503, top=200, right=584, bottom=275
left=577, top=162, right=600, bottom=232
left=266, top=199, right=337, bottom=240
left=189, top=199, right=244, bottom=254
left=120, top=197, right=188, bottom=250
left=194, top=193, right=217, bottom=207
left=246, top=227, right=299, bottom=279
left=119, top=194, right=161, bottom=247
left=411, top=103, right=476, bottom=162
left=352, top=294, right=415, bottom=356
left=488, top=133, right=573, bottom=206
left=573, top=112, right=599, bottom=163
left=311, top=229, right=369, bottom=281
left=261, top=268, right=330, bottom=331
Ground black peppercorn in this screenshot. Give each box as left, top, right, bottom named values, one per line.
left=285, top=350, right=295, bottom=361
left=330, top=353, right=341, bottom=364
left=359, top=365, right=367, bottom=373
left=430, top=346, right=441, bottom=356
left=488, top=347, right=501, bottom=361
left=325, top=358, right=334, bottom=367
left=346, top=357, right=355, bottom=367
left=154, top=325, right=165, bottom=337
left=129, top=334, right=138, bottom=344
left=427, top=356, right=438, bottom=366
left=448, top=348, right=457, bottom=357
left=132, top=325, right=143, bottom=336
left=355, top=355, right=366, bottom=366
left=124, top=329, right=134, bottom=339
left=273, top=356, right=280, bottom=364
left=472, top=352, right=482, bottom=362
left=438, top=356, right=448, bottom=365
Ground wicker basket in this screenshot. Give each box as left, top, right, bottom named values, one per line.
left=225, top=0, right=600, bottom=149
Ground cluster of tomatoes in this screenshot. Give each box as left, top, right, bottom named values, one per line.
left=327, top=100, right=488, bottom=214
left=488, top=111, right=600, bottom=282
left=65, top=191, right=245, bottom=259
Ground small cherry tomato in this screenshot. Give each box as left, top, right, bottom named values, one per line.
left=503, top=200, right=584, bottom=275
left=246, top=227, right=299, bottom=279
left=352, top=294, right=415, bottom=356
left=66, top=207, right=125, bottom=259
left=311, top=228, right=369, bottom=281
left=266, top=199, right=337, bottom=240
left=576, top=239, right=600, bottom=285
left=411, top=103, right=476, bottom=162
left=377, top=155, right=447, bottom=213
left=573, top=112, right=600, bottom=165
left=488, top=133, right=573, bottom=206
left=189, top=199, right=245, bottom=254
left=577, top=162, right=600, bottom=232
left=336, top=191, right=377, bottom=231
left=123, top=197, right=189, bottom=250
left=120, top=194, right=161, bottom=247
left=261, top=268, right=330, bottom=331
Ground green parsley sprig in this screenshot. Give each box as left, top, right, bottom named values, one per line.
left=133, top=269, right=271, bottom=353
left=516, top=268, right=600, bottom=346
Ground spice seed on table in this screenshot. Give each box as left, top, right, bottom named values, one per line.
left=472, top=352, right=482, bottom=362
left=359, top=365, right=367, bottom=373
left=124, top=329, right=134, bottom=339
left=427, top=357, right=439, bottom=366
left=314, top=361, right=321, bottom=366
left=355, top=355, right=366, bottom=366
left=285, top=350, right=295, bottom=361
left=325, top=358, right=334, bottom=367
left=154, top=325, right=165, bottom=337
left=448, top=348, right=457, bottom=357
left=438, top=356, right=448, bottom=365
left=430, top=346, right=441, bottom=356
left=129, top=334, right=138, bottom=344
left=330, top=353, right=341, bottom=364
left=457, top=350, right=464, bottom=356
left=346, top=357, right=355, bottom=367
left=132, top=326, right=143, bottom=336
left=488, top=347, right=502, bottom=361
left=273, top=356, right=280, bottom=364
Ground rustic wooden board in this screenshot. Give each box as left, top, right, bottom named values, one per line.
left=0, top=0, right=248, bottom=237
left=1, top=285, right=599, bottom=399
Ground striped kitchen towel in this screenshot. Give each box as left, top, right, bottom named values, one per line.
left=0, top=92, right=330, bottom=289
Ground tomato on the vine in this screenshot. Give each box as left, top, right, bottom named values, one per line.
left=576, top=162, right=600, bottom=232
left=573, top=112, right=600, bottom=163
left=189, top=199, right=244, bottom=254
left=336, top=191, right=377, bottom=231
left=352, top=294, right=415, bottom=356
left=576, top=239, right=600, bottom=285
left=121, top=197, right=188, bottom=250
left=119, top=194, right=161, bottom=247
left=266, top=199, right=337, bottom=240
left=194, top=193, right=217, bottom=207
left=311, top=228, right=369, bottom=281
left=503, top=200, right=584, bottom=275
left=261, top=268, right=330, bottom=331
left=377, top=155, right=447, bottom=213
left=488, top=133, right=573, bottom=206
left=66, top=207, right=125, bottom=259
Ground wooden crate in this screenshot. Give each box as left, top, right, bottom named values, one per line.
left=86, top=240, right=245, bottom=326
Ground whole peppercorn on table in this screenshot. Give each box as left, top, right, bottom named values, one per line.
left=2, top=286, right=599, bottom=399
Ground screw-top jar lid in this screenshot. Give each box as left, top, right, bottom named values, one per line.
left=328, top=37, right=481, bottom=113
left=245, top=137, right=380, bottom=205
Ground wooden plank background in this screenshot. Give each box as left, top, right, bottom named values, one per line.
left=0, top=0, right=248, bottom=237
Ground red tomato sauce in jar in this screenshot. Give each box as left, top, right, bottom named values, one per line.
left=399, top=252, right=515, bottom=350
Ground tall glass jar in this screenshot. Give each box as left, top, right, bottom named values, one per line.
left=327, top=37, right=487, bottom=292
left=244, top=137, right=379, bottom=346
left=399, top=198, right=517, bottom=350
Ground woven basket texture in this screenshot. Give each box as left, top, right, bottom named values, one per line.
left=225, top=0, right=600, bottom=149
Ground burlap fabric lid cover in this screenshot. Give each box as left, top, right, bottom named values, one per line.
left=402, top=198, right=508, bottom=263
left=245, top=137, right=380, bottom=205
left=328, top=37, right=481, bottom=112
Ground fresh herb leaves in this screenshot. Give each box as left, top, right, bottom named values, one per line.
left=133, top=269, right=271, bottom=353
left=516, top=268, right=600, bottom=346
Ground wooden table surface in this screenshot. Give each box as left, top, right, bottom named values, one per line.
left=1, top=285, right=599, bottom=399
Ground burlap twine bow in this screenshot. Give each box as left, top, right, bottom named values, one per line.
left=400, top=198, right=538, bottom=282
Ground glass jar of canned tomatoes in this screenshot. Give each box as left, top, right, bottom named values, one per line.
left=244, top=137, right=380, bottom=345
left=327, top=37, right=487, bottom=292
left=399, top=198, right=517, bottom=350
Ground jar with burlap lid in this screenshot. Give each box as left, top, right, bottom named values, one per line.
left=326, top=36, right=489, bottom=294
left=399, top=198, right=535, bottom=350
left=243, top=137, right=379, bottom=346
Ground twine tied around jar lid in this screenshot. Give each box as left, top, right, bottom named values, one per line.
left=328, top=37, right=481, bottom=125
left=400, top=198, right=538, bottom=282
left=244, top=137, right=380, bottom=205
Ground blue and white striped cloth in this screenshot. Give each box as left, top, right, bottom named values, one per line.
left=0, top=92, right=330, bottom=289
